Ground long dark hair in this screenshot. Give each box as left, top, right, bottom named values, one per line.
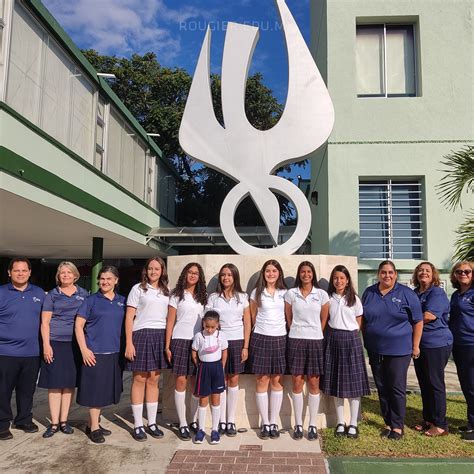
left=294, top=261, right=319, bottom=289
left=216, top=263, right=243, bottom=302
left=140, top=257, right=169, bottom=296
left=171, top=262, right=207, bottom=306
left=253, top=259, right=287, bottom=307
left=327, top=265, right=357, bottom=307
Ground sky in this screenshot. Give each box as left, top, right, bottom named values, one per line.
left=43, top=0, right=312, bottom=178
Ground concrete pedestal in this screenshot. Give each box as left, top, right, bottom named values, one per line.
left=163, top=254, right=357, bottom=429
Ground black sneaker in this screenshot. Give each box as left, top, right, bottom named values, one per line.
left=89, top=429, right=105, bottom=444
left=293, top=425, right=303, bottom=440
left=269, top=424, right=280, bottom=438
left=13, top=422, right=38, bottom=433
left=178, top=426, right=191, bottom=441
left=226, top=423, right=237, bottom=437
left=147, top=424, right=164, bottom=438
left=462, top=430, right=474, bottom=442
left=218, top=422, right=227, bottom=435
left=308, top=425, right=318, bottom=441
left=189, top=421, right=198, bottom=434
left=132, top=426, right=147, bottom=442
left=0, top=429, right=13, bottom=441
left=259, top=424, right=270, bottom=439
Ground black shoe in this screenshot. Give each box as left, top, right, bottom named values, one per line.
left=459, top=425, right=471, bottom=433
left=132, top=426, right=147, bottom=442
left=189, top=421, right=198, bottom=434
left=335, top=423, right=346, bottom=437
left=380, top=428, right=391, bottom=438
left=462, top=430, right=474, bottom=442
left=226, top=423, right=237, bottom=437
left=293, top=425, right=303, bottom=440
left=269, top=424, right=280, bottom=438
left=147, top=424, right=164, bottom=438
left=0, top=429, right=13, bottom=441
left=259, top=424, right=270, bottom=439
left=42, top=424, right=59, bottom=438
left=346, top=425, right=359, bottom=439
left=89, top=429, right=105, bottom=444
left=218, top=422, right=227, bottom=435
left=178, top=426, right=191, bottom=441
left=86, top=425, right=111, bottom=436
left=308, top=425, right=318, bottom=441
left=59, top=422, right=74, bottom=435
left=388, top=430, right=403, bottom=441
left=14, top=422, right=39, bottom=433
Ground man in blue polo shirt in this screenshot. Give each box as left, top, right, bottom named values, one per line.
left=0, top=258, right=45, bottom=440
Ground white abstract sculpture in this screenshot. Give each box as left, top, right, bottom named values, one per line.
left=179, top=0, right=334, bottom=255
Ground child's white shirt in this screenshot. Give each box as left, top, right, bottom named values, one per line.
left=192, top=330, right=228, bottom=362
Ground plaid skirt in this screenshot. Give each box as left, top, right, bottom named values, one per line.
left=287, top=338, right=324, bottom=376
left=126, top=328, right=170, bottom=372
left=322, top=327, right=371, bottom=398
left=225, top=339, right=246, bottom=375
left=249, top=333, right=286, bottom=375
left=170, top=338, right=195, bottom=376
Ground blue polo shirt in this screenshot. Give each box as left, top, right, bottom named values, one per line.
left=362, top=282, right=423, bottom=356
left=415, top=286, right=452, bottom=349
left=43, top=286, right=89, bottom=342
left=77, top=291, right=126, bottom=353
left=449, top=287, right=474, bottom=346
left=0, top=283, right=45, bottom=357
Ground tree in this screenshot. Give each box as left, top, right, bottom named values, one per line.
left=436, top=145, right=474, bottom=261
left=82, top=50, right=300, bottom=227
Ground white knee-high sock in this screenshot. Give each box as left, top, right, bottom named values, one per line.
left=174, top=390, right=187, bottom=427
left=191, top=395, right=199, bottom=423
left=256, top=392, right=269, bottom=426
left=131, top=403, right=144, bottom=428
left=349, top=397, right=360, bottom=427
left=292, top=392, right=304, bottom=426
left=227, top=386, right=239, bottom=424
left=269, top=390, right=283, bottom=426
left=308, top=392, right=321, bottom=427
left=335, top=397, right=345, bottom=426
left=146, top=402, right=158, bottom=426
left=198, top=406, right=207, bottom=431
left=211, top=405, right=220, bottom=432
left=220, top=389, right=227, bottom=423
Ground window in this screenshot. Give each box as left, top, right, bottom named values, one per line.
left=359, top=180, right=423, bottom=259
left=94, top=97, right=106, bottom=171
left=356, top=24, right=416, bottom=97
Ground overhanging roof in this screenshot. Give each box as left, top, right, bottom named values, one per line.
left=147, top=226, right=298, bottom=247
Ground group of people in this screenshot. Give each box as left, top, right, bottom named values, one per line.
left=0, top=256, right=472, bottom=446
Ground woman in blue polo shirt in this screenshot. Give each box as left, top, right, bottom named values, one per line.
left=411, top=261, right=452, bottom=437
left=75, top=266, right=126, bottom=444
left=362, top=260, right=423, bottom=440
left=39, top=261, right=88, bottom=438
left=449, top=260, right=474, bottom=442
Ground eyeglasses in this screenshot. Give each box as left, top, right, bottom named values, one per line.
left=455, top=269, right=472, bottom=276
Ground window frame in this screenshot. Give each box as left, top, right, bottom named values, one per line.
left=356, top=22, right=418, bottom=98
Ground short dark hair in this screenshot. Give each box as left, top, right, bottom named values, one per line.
left=8, top=257, right=32, bottom=272
left=98, top=265, right=120, bottom=280
left=203, top=310, right=220, bottom=323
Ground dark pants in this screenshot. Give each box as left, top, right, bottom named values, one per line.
left=0, top=355, right=40, bottom=431
left=368, top=352, right=411, bottom=430
left=452, top=344, right=474, bottom=430
left=414, top=344, right=452, bottom=430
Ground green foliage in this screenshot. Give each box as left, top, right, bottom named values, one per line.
left=83, top=49, right=298, bottom=229
left=321, top=394, right=474, bottom=457
left=436, top=146, right=474, bottom=262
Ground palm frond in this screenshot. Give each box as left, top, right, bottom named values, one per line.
left=452, top=210, right=474, bottom=261
left=436, top=145, right=474, bottom=210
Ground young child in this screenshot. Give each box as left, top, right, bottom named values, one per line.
left=192, top=311, right=228, bottom=444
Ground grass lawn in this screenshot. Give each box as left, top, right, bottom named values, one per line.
left=320, top=394, right=474, bottom=457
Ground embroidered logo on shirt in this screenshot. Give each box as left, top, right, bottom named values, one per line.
left=32, top=297, right=41, bottom=303
left=117, top=302, right=124, bottom=307
left=75, top=296, right=85, bottom=301
left=392, top=297, right=402, bottom=304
